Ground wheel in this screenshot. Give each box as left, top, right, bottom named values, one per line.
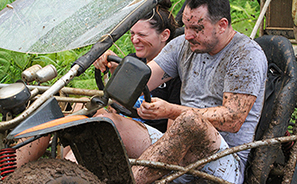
left=3, top=158, right=105, bottom=184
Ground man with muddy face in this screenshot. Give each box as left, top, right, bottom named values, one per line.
left=183, top=5, right=220, bottom=54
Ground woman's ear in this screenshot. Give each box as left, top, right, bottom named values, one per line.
left=160, top=28, right=171, bottom=42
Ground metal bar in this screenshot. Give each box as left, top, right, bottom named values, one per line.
left=293, top=0, right=297, bottom=40
left=0, top=84, right=104, bottom=97
left=32, top=95, right=90, bottom=103
left=259, top=0, right=265, bottom=36
left=250, top=0, right=272, bottom=39
left=293, top=0, right=297, bottom=26
left=0, top=64, right=80, bottom=131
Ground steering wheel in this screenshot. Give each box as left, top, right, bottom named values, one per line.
left=95, top=55, right=151, bottom=118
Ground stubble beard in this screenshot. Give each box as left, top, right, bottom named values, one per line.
left=192, top=31, right=219, bottom=54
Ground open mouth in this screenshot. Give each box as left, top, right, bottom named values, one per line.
left=135, top=46, right=144, bottom=51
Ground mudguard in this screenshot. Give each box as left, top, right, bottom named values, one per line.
left=7, top=97, right=64, bottom=139
left=8, top=115, right=90, bottom=139
left=58, top=118, right=135, bottom=184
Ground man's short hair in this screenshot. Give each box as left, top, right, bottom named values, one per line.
left=185, top=0, right=231, bottom=25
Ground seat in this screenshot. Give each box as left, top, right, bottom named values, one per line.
left=245, top=35, right=297, bottom=183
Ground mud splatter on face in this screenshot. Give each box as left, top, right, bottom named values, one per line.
left=187, top=15, right=194, bottom=22
left=138, top=37, right=153, bottom=48
left=196, top=25, right=204, bottom=33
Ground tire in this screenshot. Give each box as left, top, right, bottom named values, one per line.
left=3, top=158, right=105, bottom=184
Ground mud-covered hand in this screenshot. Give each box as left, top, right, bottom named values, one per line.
left=137, top=97, right=174, bottom=120
left=93, top=50, right=119, bottom=73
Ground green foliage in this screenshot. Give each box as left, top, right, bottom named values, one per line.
left=0, top=58, right=9, bottom=79
left=72, top=79, right=97, bottom=89
left=230, top=0, right=260, bottom=37
left=170, top=0, right=186, bottom=16
left=0, top=48, right=32, bottom=83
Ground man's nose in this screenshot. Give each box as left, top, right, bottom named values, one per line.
left=184, top=29, right=196, bottom=40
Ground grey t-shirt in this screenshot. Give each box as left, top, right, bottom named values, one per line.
left=154, top=32, right=267, bottom=167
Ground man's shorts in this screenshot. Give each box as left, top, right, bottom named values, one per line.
left=143, top=124, right=243, bottom=184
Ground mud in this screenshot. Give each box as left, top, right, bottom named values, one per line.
left=3, top=158, right=104, bottom=184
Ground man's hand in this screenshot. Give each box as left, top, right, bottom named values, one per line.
left=93, top=50, right=119, bottom=73
left=137, top=97, right=178, bottom=120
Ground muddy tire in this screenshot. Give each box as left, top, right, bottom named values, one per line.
left=3, top=158, right=105, bottom=184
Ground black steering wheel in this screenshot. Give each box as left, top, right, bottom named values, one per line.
left=95, top=55, right=151, bottom=118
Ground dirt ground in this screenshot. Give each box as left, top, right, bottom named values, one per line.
left=3, top=158, right=105, bottom=184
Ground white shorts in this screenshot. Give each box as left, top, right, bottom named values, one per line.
left=144, top=123, right=163, bottom=144
left=144, top=124, right=243, bottom=184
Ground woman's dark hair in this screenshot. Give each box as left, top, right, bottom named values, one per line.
left=185, top=0, right=231, bottom=25
left=141, top=0, right=177, bottom=42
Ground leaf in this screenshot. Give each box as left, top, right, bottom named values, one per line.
left=13, top=52, right=31, bottom=70
left=32, top=55, right=56, bottom=67
left=230, top=4, right=244, bottom=12
left=0, top=58, right=11, bottom=79
left=57, top=50, right=78, bottom=66
left=0, top=51, right=11, bottom=61
left=233, top=20, right=256, bottom=37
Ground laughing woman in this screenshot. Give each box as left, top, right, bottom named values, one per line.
left=93, top=0, right=181, bottom=133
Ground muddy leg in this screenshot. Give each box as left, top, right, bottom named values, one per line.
left=132, top=109, right=221, bottom=184
left=16, top=134, right=51, bottom=168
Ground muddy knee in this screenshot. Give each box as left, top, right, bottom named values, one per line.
left=174, top=110, right=208, bottom=132
left=169, top=109, right=220, bottom=147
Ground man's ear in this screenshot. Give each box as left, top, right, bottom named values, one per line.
left=217, top=18, right=229, bottom=34
left=161, top=28, right=171, bottom=42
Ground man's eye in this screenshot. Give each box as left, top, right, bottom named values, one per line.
left=195, top=25, right=204, bottom=32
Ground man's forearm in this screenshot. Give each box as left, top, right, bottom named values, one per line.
left=168, top=93, right=256, bottom=133
left=168, top=104, right=244, bottom=133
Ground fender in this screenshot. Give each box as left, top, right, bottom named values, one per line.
left=7, top=115, right=116, bottom=139
left=6, top=96, right=113, bottom=139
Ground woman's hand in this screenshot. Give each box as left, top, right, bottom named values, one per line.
left=93, top=50, right=119, bottom=74
left=137, top=97, right=173, bottom=120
